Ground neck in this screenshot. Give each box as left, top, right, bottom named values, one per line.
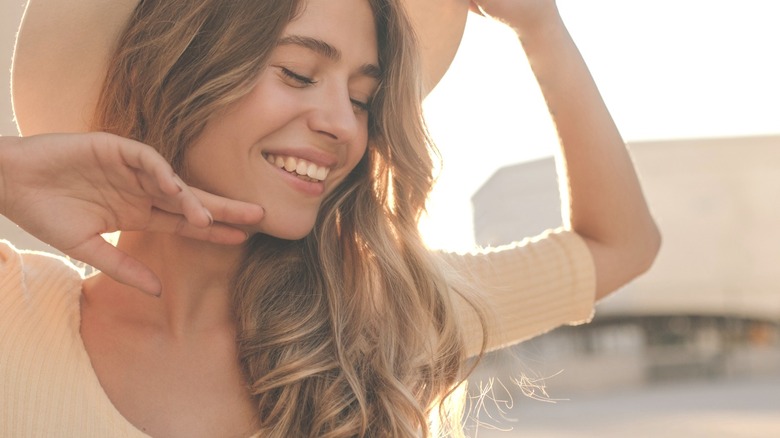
left=82, top=231, right=246, bottom=339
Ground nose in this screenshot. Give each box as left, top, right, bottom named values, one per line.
left=306, top=87, right=360, bottom=143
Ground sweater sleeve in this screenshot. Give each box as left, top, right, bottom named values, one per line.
left=440, top=228, right=596, bottom=357
left=0, top=240, right=27, bottom=310
left=0, top=239, right=84, bottom=321
left=0, top=240, right=85, bottom=434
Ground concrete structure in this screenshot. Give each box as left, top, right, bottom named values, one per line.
left=474, top=135, right=780, bottom=321
left=471, top=135, right=780, bottom=395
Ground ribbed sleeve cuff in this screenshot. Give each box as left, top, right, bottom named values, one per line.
left=444, top=228, right=596, bottom=357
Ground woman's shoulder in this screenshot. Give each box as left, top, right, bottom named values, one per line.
left=0, top=239, right=84, bottom=318
left=0, top=241, right=139, bottom=437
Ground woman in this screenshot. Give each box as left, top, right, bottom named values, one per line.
left=1, top=0, right=660, bottom=436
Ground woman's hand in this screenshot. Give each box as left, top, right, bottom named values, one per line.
left=469, top=0, right=559, bottom=33
left=0, top=132, right=265, bottom=296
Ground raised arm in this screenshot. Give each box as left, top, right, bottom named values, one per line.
left=471, top=0, right=661, bottom=300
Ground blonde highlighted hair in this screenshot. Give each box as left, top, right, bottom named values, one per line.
left=93, top=0, right=486, bottom=436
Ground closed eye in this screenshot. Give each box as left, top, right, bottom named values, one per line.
left=280, top=68, right=317, bottom=87
left=280, top=67, right=370, bottom=114
left=351, top=99, right=371, bottom=113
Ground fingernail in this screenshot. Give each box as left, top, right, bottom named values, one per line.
left=204, top=208, right=214, bottom=226
left=142, top=287, right=162, bottom=298
left=173, top=174, right=184, bottom=192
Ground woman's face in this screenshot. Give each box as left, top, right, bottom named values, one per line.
left=185, top=0, right=379, bottom=240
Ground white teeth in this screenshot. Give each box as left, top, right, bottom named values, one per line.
left=265, top=153, right=331, bottom=182
left=284, top=156, right=296, bottom=172
left=296, top=161, right=308, bottom=175
left=316, top=167, right=329, bottom=180
left=306, top=163, right=318, bottom=178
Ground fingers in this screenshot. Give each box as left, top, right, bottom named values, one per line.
left=191, top=187, right=265, bottom=226
left=146, top=209, right=250, bottom=245
left=109, top=135, right=213, bottom=228
left=147, top=179, right=264, bottom=230
left=128, top=146, right=256, bottom=229
left=171, top=175, right=213, bottom=228
left=107, top=133, right=178, bottom=195
left=70, top=235, right=162, bottom=297
left=96, top=132, right=264, bottom=229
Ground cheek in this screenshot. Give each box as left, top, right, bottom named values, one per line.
left=349, top=123, right=371, bottom=167
left=335, top=142, right=368, bottom=192
left=221, top=72, right=301, bottom=132
left=353, top=139, right=369, bottom=167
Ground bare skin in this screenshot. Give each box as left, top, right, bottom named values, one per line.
left=0, top=132, right=265, bottom=295
left=74, top=0, right=377, bottom=435
left=0, top=131, right=264, bottom=436
left=1, top=0, right=659, bottom=436
left=470, top=0, right=661, bottom=299
left=80, top=273, right=258, bottom=437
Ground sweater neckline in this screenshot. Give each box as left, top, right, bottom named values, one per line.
left=74, top=288, right=154, bottom=438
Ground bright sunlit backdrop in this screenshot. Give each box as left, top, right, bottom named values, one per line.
left=421, top=0, right=780, bottom=251
left=1, top=1, right=778, bottom=252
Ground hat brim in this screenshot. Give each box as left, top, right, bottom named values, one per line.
left=11, top=0, right=469, bottom=136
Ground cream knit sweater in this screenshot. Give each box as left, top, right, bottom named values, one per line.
left=0, top=229, right=594, bottom=437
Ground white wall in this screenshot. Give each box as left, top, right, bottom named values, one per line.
left=473, top=135, right=780, bottom=320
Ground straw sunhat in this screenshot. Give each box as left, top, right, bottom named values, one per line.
left=11, top=0, right=470, bottom=136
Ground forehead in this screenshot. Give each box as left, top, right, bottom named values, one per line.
left=283, top=0, right=378, bottom=65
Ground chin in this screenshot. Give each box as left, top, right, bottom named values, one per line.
left=253, top=214, right=317, bottom=241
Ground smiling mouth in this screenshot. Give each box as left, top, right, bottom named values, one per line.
left=264, top=153, right=331, bottom=182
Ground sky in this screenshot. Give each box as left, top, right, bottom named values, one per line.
left=420, top=0, right=780, bottom=251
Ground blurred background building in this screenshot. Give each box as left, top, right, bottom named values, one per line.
left=466, top=135, right=780, bottom=436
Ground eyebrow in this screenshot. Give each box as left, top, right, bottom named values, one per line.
left=277, top=35, right=382, bottom=79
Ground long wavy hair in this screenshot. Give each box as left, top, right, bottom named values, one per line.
left=93, top=0, right=487, bottom=436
